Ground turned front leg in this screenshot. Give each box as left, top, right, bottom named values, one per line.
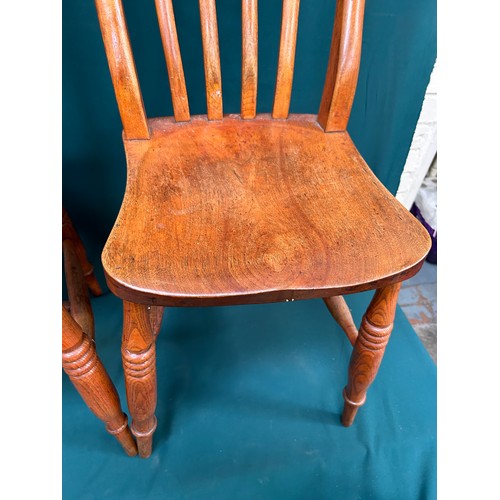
left=342, top=283, right=401, bottom=427
left=122, top=301, right=157, bottom=458
left=62, top=307, right=137, bottom=456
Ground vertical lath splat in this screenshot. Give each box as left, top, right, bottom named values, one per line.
left=241, top=0, right=258, bottom=119
left=272, top=0, right=301, bottom=119
left=95, top=0, right=366, bottom=130
left=155, top=0, right=190, bottom=122
left=199, top=0, right=223, bottom=120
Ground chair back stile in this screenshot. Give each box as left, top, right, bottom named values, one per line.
left=94, top=0, right=366, bottom=138
left=94, top=0, right=150, bottom=139
left=317, top=0, right=366, bottom=131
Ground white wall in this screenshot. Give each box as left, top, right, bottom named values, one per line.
left=396, top=63, right=437, bottom=209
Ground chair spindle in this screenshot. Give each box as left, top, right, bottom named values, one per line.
left=199, top=0, right=223, bottom=120
left=155, top=0, right=190, bottom=122
left=272, top=0, right=301, bottom=119
left=241, top=0, right=258, bottom=119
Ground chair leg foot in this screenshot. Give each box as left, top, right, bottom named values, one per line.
left=106, top=413, right=139, bottom=456
left=342, top=283, right=401, bottom=426
left=122, top=301, right=158, bottom=458
left=341, top=388, right=365, bottom=427
left=131, top=417, right=157, bottom=458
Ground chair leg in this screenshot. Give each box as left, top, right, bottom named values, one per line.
left=62, top=306, right=138, bottom=456
left=149, top=305, right=165, bottom=338
left=63, top=238, right=95, bottom=340
left=323, top=295, right=358, bottom=345
left=62, top=207, right=103, bottom=297
left=342, top=282, right=401, bottom=427
left=122, top=300, right=158, bottom=458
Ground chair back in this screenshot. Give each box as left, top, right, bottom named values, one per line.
left=94, top=0, right=365, bottom=139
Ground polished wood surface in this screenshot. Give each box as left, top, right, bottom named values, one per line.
left=122, top=301, right=157, bottom=458
left=94, top=0, right=149, bottom=139
left=272, top=0, right=301, bottom=119
left=155, top=0, right=190, bottom=122
left=63, top=307, right=138, bottom=456
left=102, top=115, right=429, bottom=306
left=93, top=0, right=432, bottom=456
left=323, top=296, right=358, bottom=346
left=241, top=0, right=258, bottom=119
left=63, top=211, right=136, bottom=455
left=199, top=0, right=223, bottom=120
left=62, top=207, right=103, bottom=297
left=63, top=238, right=96, bottom=340
left=318, top=0, right=366, bottom=131
left=62, top=208, right=101, bottom=338
left=342, top=283, right=401, bottom=426
left=149, top=305, right=165, bottom=338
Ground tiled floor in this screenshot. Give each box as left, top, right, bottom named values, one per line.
left=399, top=261, right=437, bottom=363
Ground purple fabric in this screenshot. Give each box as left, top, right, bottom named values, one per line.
left=411, top=204, right=437, bottom=264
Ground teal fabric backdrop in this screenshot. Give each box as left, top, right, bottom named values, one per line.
left=62, top=0, right=436, bottom=278
left=62, top=3, right=437, bottom=497
left=63, top=292, right=437, bottom=500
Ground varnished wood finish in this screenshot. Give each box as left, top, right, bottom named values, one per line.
left=63, top=238, right=95, bottom=339
left=62, top=212, right=136, bottom=455
left=94, top=0, right=150, bottom=139
left=62, top=208, right=103, bottom=297
left=323, top=296, right=358, bottom=346
left=122, top=301, right=157, bottom=458
left=103, top=115, right=430, bottom=307
left=93, top=1, right=433, bottom=457
left=155, top=0, right=190, bottom=122
left=62, top=307, right=137, bottom=456
left=317, top=0, right=365, bottom=131
left=272, top=0, right=301, bottom=119
left=241, top=0, right=258, bottom=119
left=149, top=306, right=165, bottom=338
left=199, top=0, right=223, bottom=120
left=342, top=283, right=401, bottom=426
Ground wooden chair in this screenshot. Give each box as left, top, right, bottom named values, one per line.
left=93, top=0, right=431, bottom=458
left=62, top=208, right=137, bottom=456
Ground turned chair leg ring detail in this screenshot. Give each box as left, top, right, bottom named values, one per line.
left=341, top=283, right=401, bottom=427
left=106, top=415, right=130, bottom=435
left=122, top=301, right=158, bottom=458
left=342, top=388, right=366, bottom=408
left=131, top=416, right=158, bottom=439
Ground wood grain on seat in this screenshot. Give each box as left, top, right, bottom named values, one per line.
left=93, top=0, right=432, bottom=454
left=102, top=114, right=430, bottom=306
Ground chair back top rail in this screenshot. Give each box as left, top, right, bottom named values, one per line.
left=94, top=0, right=365, bottom=139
